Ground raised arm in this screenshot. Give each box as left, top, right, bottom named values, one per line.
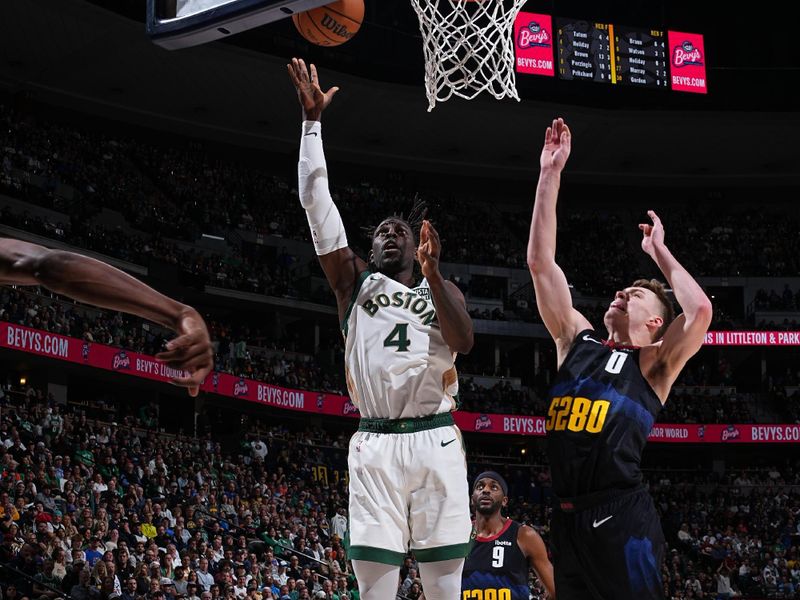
left=287, top=58, right=367, bottom=322
left=518, top=525, right=556, bottom=599
left=527, top=118, right=591, bottom=365
left=640, top=210, right=712, bottom=394
left=0, top=238, right=212, bottom=395
left=417, top=220, right=473, bottom=354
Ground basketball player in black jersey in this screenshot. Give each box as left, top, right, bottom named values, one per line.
left=462, top=472, right=556, bottom=600
left=526, top=118, right=713, bottom=600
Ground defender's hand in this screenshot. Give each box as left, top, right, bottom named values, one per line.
left=639, top=210, right=666, bottom=258
left=287, top=58, right=339, bottom=122
left=156, top=307, right=213, bottom=397
left=416, top=220, right=442, bottom=280
left=540, top=117, right=571, bottom=173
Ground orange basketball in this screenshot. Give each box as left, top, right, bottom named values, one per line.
left=292, top=0, right=365, bottom=47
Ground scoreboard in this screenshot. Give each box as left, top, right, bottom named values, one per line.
left=514, top=13, right=707, bottom=93
left=556, top=19, right=612, bottom=83
left=614, top=25, right=669, bottom=88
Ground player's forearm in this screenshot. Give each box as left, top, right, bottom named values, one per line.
left=298, top=121, right=348, bottom=256
left=651, top=243, right=712, bottom=320
left=527, top=169, right=561, bottom=272
left=1, top=240, right=188, bottom=329
left=426, top=274, right=474, bottom=354
left=34, top=250, right=189, bottom=330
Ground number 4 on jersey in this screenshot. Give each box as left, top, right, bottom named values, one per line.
left=384, top=323, right=411, bottom=352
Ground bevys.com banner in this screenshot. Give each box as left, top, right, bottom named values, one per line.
left=3, top=322, right=799, bottom=443
left=455, top=414, right=800, bottom=444
left=668, top=30, right=707, bottom=94
left=514, top=12, right=555, bottom=76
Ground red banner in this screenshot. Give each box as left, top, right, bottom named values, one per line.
left=514, top=12, right=555, bottom=76
left=647, top=423, right=800, bottom=443
left=3, top=322, right=799, bottom=443
left=668, top=30, right=707, bottom=94
left=704, top=331, right=800, bottom=346
left=0, top=321, right=356, bottom=416
left=454, top=414, right=800, bottom=443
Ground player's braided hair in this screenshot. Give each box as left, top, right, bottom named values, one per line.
left=364, top=195, right=429, bottom=276
left=362, top=194, right=429, bottom=242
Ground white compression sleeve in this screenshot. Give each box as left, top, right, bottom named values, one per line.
left=351, top=560, right=399, bottom=600
left=418, top=558, right=465, bottom=600
left=297, top=120, right=348, bottom=256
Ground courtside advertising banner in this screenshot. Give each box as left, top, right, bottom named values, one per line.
left=3, top=322, right=798, bottom=442
left=703, top=331, right=800, bottom=345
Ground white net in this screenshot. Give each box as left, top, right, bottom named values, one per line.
left=409, top=0, right=527, bottom=111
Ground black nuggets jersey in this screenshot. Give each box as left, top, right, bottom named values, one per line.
left=546, top=329, right=662, bottom=498
left=462, top=520, right=529, bottom=600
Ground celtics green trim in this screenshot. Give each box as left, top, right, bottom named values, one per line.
left=341, top=270, right=372, bottom=337
left=358, top=412, right=454, bottom=434
left=348, top=545, right=406, bottom=565
left=413, top=541, right=474, bottom=562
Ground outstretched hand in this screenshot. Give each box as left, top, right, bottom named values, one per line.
left=540, top=117, right=571, bottom=172
left=287, top=57, right=339, bottom=122
left=416, top=220, right=442, bottom=280
left=639, top=210, right=665, bottom=258
left=155, top=308, right=214, bottom=397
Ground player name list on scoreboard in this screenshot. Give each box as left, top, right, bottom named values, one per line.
left=556, top=19, right=612, bottom=82
left=556, top=19, right=668, bottom=89
left=514, top=12, right=707, bottom=93
left=613, top=26, right=669, bottom=87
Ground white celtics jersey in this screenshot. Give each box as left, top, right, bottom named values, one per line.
left=342, top=272, right=459, bottom=419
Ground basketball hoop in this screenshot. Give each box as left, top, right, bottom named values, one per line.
left=409, top=0, right=526, bottom=111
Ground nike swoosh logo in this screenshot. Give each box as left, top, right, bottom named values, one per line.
left=304, top=132, right=318, bottom=137
left=583, top=334, right=602, bottom=344
left=592, top=515, right=613, bottom=528
left=441, top=439, right=456, bottom=447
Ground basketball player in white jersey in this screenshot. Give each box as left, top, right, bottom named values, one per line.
left=287, top=58, right=474, bottom=600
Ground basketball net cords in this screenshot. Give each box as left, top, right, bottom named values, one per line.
left=409, top=0, right=527, bottom=111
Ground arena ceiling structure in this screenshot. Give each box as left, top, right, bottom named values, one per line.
left=1, top=0, right=799, bottom=185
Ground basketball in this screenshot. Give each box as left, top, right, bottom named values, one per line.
left=292, top=0, right=364, bottom=47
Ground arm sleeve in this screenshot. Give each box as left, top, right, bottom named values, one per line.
left=298, top=120, right=348, bottom=256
